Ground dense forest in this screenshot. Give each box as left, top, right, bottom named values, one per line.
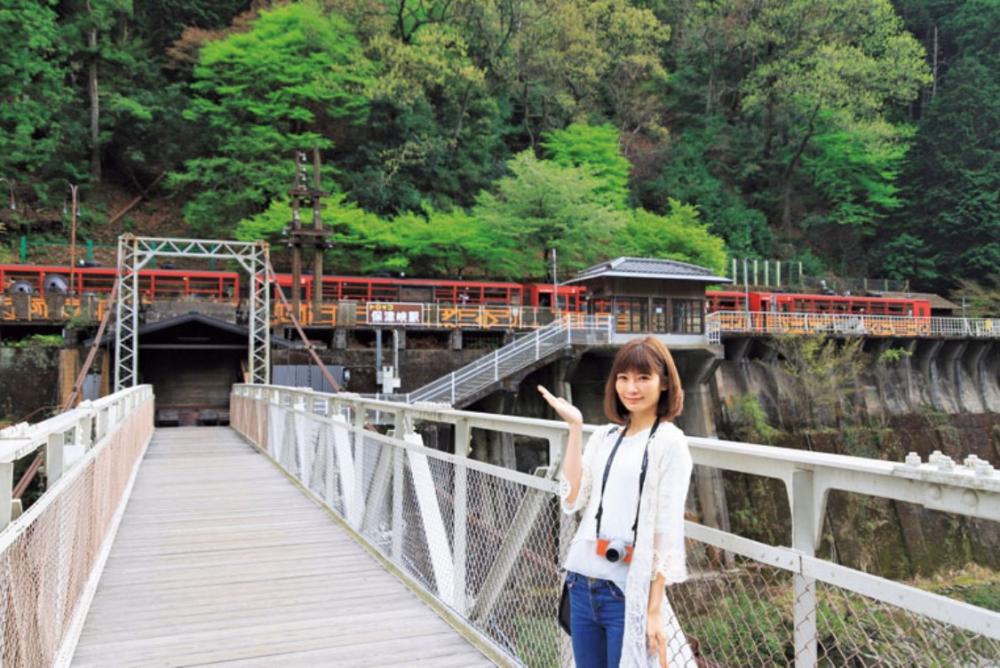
left=0, top=0, right=996, bottom=296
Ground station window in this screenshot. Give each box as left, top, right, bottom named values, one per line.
left=671, top=299, right=704, bottom=334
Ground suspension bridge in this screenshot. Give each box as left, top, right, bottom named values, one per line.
left=1, top=375, right=998, bottom=667
left=1, top=236, right=999, bottom=667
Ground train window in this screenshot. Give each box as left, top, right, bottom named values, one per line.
left=483, top=286, right=511, bottom=304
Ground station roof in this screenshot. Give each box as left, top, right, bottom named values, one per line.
left=565, top=257, right=731, bottom=285
left=882, top=291, right=961, bottom=311
left=87, top=312, right=296, bottom=347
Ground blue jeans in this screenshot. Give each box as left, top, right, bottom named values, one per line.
left=566, top=571, right=626, bottom=668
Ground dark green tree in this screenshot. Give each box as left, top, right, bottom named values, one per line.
left=885, top=0, right=1000, bottom=288
left=0, top=1, right=75, bottom=187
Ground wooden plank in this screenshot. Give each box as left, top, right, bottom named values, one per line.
left=70, top=427, right=496, bottom=668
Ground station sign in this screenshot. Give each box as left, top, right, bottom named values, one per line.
left=366, top=302, right=423, bottom=326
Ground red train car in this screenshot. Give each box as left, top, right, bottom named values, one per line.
left=269, top=274, right=587, bottom=310
left=0, top=264, right=240, bottom=300
left=706, top=290, right=931, bottom=317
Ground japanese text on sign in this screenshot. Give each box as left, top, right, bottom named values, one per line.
left=366, top=302, right=423, bottom=326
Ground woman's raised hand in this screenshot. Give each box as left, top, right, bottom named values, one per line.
left=537, top=385, right=583, bottom=428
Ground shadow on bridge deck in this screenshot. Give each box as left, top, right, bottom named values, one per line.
left=69, top=427, right=496, bottom=668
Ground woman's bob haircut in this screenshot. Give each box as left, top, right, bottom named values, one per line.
left=603, top=337, right=684, bottom=424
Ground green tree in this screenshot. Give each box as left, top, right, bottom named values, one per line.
left=737, top=0, right=929, bottom=232
left=0, top=1, right=74, bottom=184
left=337, top=20, right=505, bottom=214
left=58, top=0, right=138, bottom=182
left=615, top=202, right=728, bottom=274
left=887, top=0, right=1000, bottom=288
left=541, top=123, right=631, bottom=210
left=636, top=121, right=773, bottom=257
left=172, top=2, right=373, bottom=232
left=472, top=150, right=628, bottom=279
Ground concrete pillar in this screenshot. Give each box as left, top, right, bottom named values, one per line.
left=481, top=389, right=519, bottom=470
left=59, top=348, right=80, bottom=409
left=915, top=339, right=944, bottom=410
left=962, top=340, right=990, bottom=412
left=99, top=349, right=110, bottom=397
left=449, top=329, right=463, bottom=351
left=333, top=328, right=347, bottom=350
left=676, top=349, right=731, bottom=537
left=939, top=340, right=968, bottom=412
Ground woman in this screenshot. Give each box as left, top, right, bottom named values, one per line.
left=538, top=337, right=695, bottom=668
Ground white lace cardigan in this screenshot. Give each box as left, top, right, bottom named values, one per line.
left=560, top=421, right=697, bottom=668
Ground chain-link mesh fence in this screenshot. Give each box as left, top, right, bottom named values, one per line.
left=0, top=389, right=153, bottom=668
left=232, top=387, right=1000, bottom=668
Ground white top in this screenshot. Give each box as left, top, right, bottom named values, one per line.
left=563, top=428, right=650, bottom=591
left=560, top=420, right=697, bottom=667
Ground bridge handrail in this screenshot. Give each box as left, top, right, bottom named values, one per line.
left=232, top=384, right=1000, bottom=667
left=0, top=385, right=154, bottom=668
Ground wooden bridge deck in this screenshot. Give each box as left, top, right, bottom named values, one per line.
left=70, top=427, right=496, bottom=668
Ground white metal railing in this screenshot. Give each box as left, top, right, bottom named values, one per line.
left=232, top=384, right=1000, bottom=668
left=708, top=311, right=1000, bottom=339
left=0, top=385, right=154, bottom=668
left=405, top=315, right=613, bottom=406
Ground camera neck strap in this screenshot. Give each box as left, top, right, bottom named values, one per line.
left=594, top=418, right=661, bottom=545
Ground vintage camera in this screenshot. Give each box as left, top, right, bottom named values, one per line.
left=596, top=538, right=634, bottom=564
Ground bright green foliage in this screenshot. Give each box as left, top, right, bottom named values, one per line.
left=377, top=207, right=499, bottom=277
left=237, top=195, right=498, bottom=278
left=541, top=123, right=631, bottom=209
left=472, top=151, right=628, bottom=279
left=0, top=1, right=73, bottom=180
left=616, top=203, right=728, bottom=275
left=801, top=119, right=909, bottom=229
left=173, top=2, right=373, bottom=231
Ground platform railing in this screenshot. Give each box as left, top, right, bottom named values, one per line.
left=405, top=315, right=613, bottom=406
left=0, top=385, right=154, bottom=668
left=232, top=384, right=1000, bottom=668
left=709, top=311, right=1000, bottom=339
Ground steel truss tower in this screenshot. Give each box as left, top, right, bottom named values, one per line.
left=114, top=235, right=271, bottom=391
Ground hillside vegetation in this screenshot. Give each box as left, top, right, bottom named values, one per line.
left=0, top=0, right=995, bottom=291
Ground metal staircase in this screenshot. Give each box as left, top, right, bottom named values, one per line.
left=406, top=315, right=613, bottom=408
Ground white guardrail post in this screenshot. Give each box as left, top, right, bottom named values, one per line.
left=790, top=469, right=818, bottom=667
left=453, top=418, right=471, bottom=615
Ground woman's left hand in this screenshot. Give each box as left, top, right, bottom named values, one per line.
left=647, top=610, right=668, bottom=668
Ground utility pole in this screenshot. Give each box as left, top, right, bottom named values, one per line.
left=287, top=148, right=331, bottom=326
left=69, top=184, right=79, bottom=295
left=550, top=247, right=558, bottom=315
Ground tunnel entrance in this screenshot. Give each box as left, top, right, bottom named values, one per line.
left=91, top=311, right=292, bottom=426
